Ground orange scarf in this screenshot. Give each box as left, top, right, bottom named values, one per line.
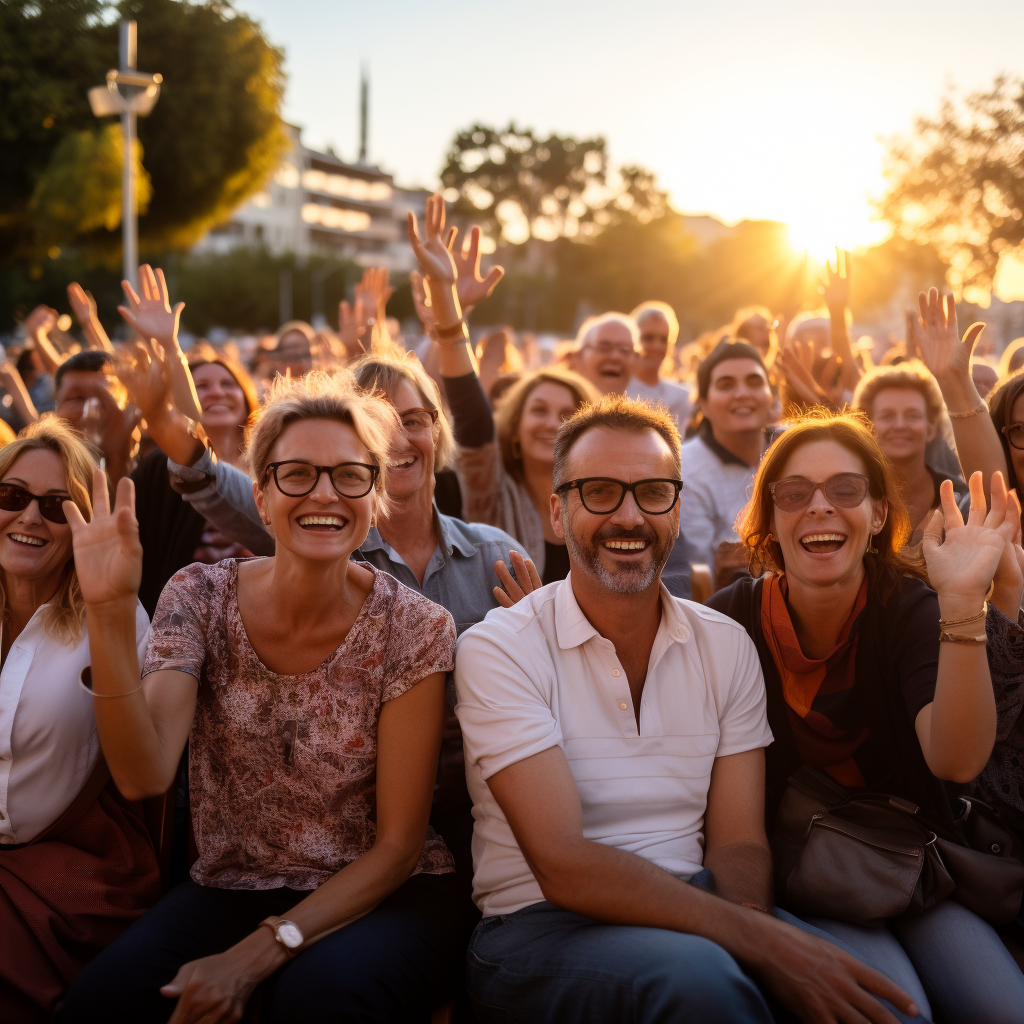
left=760, top=574, right=870, bottom=787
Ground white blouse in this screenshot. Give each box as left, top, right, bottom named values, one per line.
left=0, top=600, right=151, bottom=844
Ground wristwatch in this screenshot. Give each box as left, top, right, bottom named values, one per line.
left=258, top=916, right=305, bottom=956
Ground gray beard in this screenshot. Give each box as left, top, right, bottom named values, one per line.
left=563, top=522, right=673, bottom=594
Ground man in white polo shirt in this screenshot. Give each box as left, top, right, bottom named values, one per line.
left=454, top=396, right=919, bottom=1024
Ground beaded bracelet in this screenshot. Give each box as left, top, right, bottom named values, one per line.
left=948, top=403, right=988, bottom=420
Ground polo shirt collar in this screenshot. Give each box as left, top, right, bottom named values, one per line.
left=554, top=573, right=691, bottom=651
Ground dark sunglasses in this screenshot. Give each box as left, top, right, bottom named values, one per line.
left=0, top=483, right=70, bottom=524
left=769, top=473, right=870, bottom=513
left=555, top=477, right=683, bottom=515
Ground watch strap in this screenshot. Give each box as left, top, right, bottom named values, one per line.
left=258, top=916, right=304, bottom=957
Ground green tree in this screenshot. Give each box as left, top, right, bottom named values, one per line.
left=440, top=124, right=609, bottom=242
left=881, top=75, right=1024, bottom=294
left=0, top=0, right=288, bottom=263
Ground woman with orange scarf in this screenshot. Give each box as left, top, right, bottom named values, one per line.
left=709, top=411, right=1024, bottom=1024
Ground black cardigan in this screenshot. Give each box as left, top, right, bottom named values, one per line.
left=132, top=448, right=207, bottom=618
left=708, top=575, right=955, bottom=832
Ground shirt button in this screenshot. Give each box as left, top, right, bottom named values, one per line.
left=619, top=702, right=628, bottom=710
left=612, top=669, right=621, bottom=677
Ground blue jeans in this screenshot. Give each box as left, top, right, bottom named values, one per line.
left=60, top=874, right=465, bottom=1023
left=806, top=901, right=1024, bottom=1024
left=466, top=873, right=930, bottom=1024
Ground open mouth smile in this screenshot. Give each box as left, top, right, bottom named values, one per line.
left=800, top=532, right=847, bottom=554
left=296, top=515, right=346, bottom=531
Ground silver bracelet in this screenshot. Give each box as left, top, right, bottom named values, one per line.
left=78, top=666, right=144, bottom=698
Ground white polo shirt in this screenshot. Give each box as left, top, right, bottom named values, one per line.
left=454, top=575, right=772, bottom=916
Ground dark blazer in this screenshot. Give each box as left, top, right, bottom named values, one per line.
left=708, top=574, right=954, bottom=831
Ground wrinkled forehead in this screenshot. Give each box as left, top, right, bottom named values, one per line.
left=563, top=425, right=678, bottom=482
left=589, top=320, right=635, bottom=347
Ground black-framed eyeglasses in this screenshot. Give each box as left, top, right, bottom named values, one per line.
left=555, top=477, right=683, bottom=515
left=0, top=483, right=70, bottom=524
left=264, top=461, right=379, bottom=498
left=1001, top=424, right=1024, bottom=451
left=769, top=473, right=870, bottom=513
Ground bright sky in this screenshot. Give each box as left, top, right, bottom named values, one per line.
left=234, top=0, right=1024, bottom=263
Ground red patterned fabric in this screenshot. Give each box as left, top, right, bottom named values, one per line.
left=760, top=573, right=870, bottom=787
left=0, top=789, right=160, bottom=1023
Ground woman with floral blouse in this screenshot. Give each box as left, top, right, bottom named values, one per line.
left=61, top=371, right=462, bottom=1024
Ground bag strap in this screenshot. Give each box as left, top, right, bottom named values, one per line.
left=27, top=755, right=111, bottom=846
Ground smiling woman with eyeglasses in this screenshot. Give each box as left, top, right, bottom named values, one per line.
left=0, top=416, right=158, bottom=1021
left=708, top=410, right=1024, bottom=1024
left=61, top=371, right=467, bottom=1024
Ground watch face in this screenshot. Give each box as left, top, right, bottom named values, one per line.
left=278, top=922, right=303, bottom=948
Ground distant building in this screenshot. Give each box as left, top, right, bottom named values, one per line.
left=194, top=123, right=428, bottom=271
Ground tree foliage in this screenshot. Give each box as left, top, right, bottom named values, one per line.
left=440, top=123, right=669, bottom=243
left=0, top=0, right=288, bottom=263
left=881, top=75, right=1024, bottom=295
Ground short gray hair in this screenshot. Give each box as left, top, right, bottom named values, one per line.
left=574, top=312, right=640, bottom=352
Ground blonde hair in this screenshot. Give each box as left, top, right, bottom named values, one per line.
left=493, top=368, right=600, bottom=482
left=0, top=415, right=98, bottom=643
left=245, top=369, right=400, bottom=520
left=852, top=360, right=945, bottom=426
left=349, top=351, right=456, bottom=471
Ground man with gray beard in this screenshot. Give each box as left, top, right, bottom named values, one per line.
left=453, top=395, right=922, bottom=1024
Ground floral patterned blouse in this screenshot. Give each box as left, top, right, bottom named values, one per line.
left=143, top=559, right=456, bottom=890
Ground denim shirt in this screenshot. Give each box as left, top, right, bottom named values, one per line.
left=166, top=449, right=527, bottom=632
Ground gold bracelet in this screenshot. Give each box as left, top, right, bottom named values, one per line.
left=939, top=631, right=988, bottom=644
left=939, top=604, right=987, bottom=627
left=947, top=403, right=988, bottom=420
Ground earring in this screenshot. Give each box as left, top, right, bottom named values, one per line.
left=511, top=437, right=522, bottom=459
left=866, top=534, right=878, bottom=555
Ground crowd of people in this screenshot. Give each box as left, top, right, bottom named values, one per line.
left=1, top=193, right=1024, bottom=1024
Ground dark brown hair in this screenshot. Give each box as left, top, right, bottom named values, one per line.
left=738, top=410, right=923, bottom=604
left=552, top=393, right=681, bottom=488
left=986, top=367, right=1024, bottom=491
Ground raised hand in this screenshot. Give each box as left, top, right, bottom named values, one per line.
left=23, top=304, right=64, bottom=374
left=63, top=470, right=143, bottom=607
left=355, top=266, right=393, bottom=321
left=913, top=287, right=985, bottom=384
left=116, top=339, right=172, bottom=425
left=118, top=265, right=202, bottom=421
left=408, top=194, right=458, bottom=288
left=987, top=476, right=1024, bottom=619
left=67, top=282, right=114, bottom=353
left=820, top=248, right=851, bottom=310
left=493, top=551, right=542, bottom=608
left=450, top=224, right=504, bottom=312
left=923, top=472, right=1015, bottom=613
left=337, top=295, right=368, bottom=358
left=118, top=264, right=183, bottom=349
left=409, top=271, right=437, bottom=337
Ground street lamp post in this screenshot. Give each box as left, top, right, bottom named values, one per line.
left=87, top=20, right=161, bottom=291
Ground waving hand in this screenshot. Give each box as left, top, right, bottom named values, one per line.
left=63, top=470, right=142, bottom=608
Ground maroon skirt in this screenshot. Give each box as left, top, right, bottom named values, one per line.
left=0, top=788, right=161, bottom=1022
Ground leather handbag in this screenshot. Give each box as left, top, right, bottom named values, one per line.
left=771, top=766, right=1024, bottom=927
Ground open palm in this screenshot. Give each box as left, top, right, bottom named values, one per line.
left=118, top=264, right=184, bottom=350
left=408, top=194, right=458, bottom=286
left=116, top=340, right=171, bottom=423
left=64, top=471, right=143, bottom=606
left=923, top=473, right=1014, bottom=601
left=913, top=288, right=985, bottom=383
left=450, top=224, right=505, bottom=310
